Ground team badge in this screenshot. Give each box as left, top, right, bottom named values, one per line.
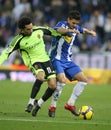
left=37, top=34, right=41, bottom=39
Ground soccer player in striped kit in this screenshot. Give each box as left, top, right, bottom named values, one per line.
left=48, top=10, right=96, bottom=117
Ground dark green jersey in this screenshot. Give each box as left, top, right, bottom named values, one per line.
left=0, top=26, right=61, bottom=68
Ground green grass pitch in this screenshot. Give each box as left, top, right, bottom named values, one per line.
left=0, top=80, right=111, bottom=130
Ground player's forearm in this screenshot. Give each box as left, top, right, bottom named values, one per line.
left=56, top=28, right=80, bottom=36
left=56, top=28, right=69, bottom=34
left=83, top=28, right=92, bottom=34
left=0, top=50, right=9, bottom=65
left=83, top=28, right=96, bottom=36
left=39, top=26, right=61, bottom=37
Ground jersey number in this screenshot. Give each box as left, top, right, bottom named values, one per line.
left=46, top=67, right=52, bottom=73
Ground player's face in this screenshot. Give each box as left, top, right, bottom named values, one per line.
left=67, top=18, right=80, bottom=29
left=22, top=23, right=33, bottom=36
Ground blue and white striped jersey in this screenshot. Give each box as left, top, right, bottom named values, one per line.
left=50, top=20, right=84, bottom=62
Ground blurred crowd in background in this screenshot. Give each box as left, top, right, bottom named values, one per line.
left=0, top=0, right=111, bottom=65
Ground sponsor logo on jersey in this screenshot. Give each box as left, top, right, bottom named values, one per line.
left=63, top=36, right=73, bottom=43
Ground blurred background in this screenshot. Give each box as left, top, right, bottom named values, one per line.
left=0, top=0, right=111, bottom=83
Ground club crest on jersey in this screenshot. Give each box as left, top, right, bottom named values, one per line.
left=64, top=36, right=73, bottom=43
left=34, top=65, right=38, bottom=70
left=37, top=34, right=41, bottom=39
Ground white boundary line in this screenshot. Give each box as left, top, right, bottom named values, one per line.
left=0, top=117, right=111, bottom=126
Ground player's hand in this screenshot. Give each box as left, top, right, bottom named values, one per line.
left=90, top=30, right=96, bottom=37
left=68, top=29, right=80, bottom=34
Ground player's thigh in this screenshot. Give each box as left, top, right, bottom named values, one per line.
left=36, top=71, right=45, bottom=81
left=43, top=61, right=56, bottom=79
left=74, top=72, right=88, bottom=82
left=65, top=64, right=82, bottom=81
left=52, top=60, right=64, bottom=74
left=43, top=61, right=57, bottom=88
left=30, top=62, right=45, bottom=81
left=52, top=60, right=66, bottom=83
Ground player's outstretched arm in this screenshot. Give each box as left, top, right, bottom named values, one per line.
left=34, top=26, right=61, bottom=37
left=83, top=28, right=96, bottom=36
left=56, top=28, right=80, bottom=34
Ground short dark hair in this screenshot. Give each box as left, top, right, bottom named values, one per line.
left=68, top=10, right=81, bottom=20
left=18, top=16, right=32, bottom=29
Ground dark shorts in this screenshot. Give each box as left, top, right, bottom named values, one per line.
left=32, top=60, right=56, bottom=79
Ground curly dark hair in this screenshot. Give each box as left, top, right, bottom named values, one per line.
left=68, top=10, right=81, bottom=20
left=18, top=16, right=32, bottom=29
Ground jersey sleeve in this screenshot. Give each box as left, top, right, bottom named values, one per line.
left=33, top=26, right=61, bottom=37
left=47, top=27, right=61, bottom=36
left=75, top=25, right=84, bottom=33
left=0, top=35, right=22, bottom=65
left=54, top=21, right=66, bottom=29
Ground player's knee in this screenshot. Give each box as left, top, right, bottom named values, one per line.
left=36, top=77, right=44, bottom=81
left=82, top=78, right=88, bottom=83
left=48, top=78, right=57, bottom=89
left=36, top=72, right=45, bottom=81
left=36, top=75, right=44, bottom=82
left=50, top=83, right=56, bottom=89
left=57, top=74, right=66, bottom=83
left=58, top=78, right=66, bottom=84
left=77, top=76, right=88, bottom=83
left=57, top=76, right=66, bottom=83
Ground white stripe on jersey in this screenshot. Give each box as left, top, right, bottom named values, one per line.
left=67, top=34, right=76, bottom=61
left=55, top=37, right=64, bottom=60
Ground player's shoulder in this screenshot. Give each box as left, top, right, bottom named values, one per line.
left=55, top=20, right=67, bottom=28
left=13, top=34, right=23, bottom=41
left=33, top=25, right=49, bottom=33
left=75, top=25, right=83, bottom=29
left=8, top=34, right=23, bottom=46
left=32, top=26, right=45, bottom=35
left=75, top=25, right=84, bottom=33
left=33, top=25, right=43, bottom=31
left=57, top=20, right=67, bottom=25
